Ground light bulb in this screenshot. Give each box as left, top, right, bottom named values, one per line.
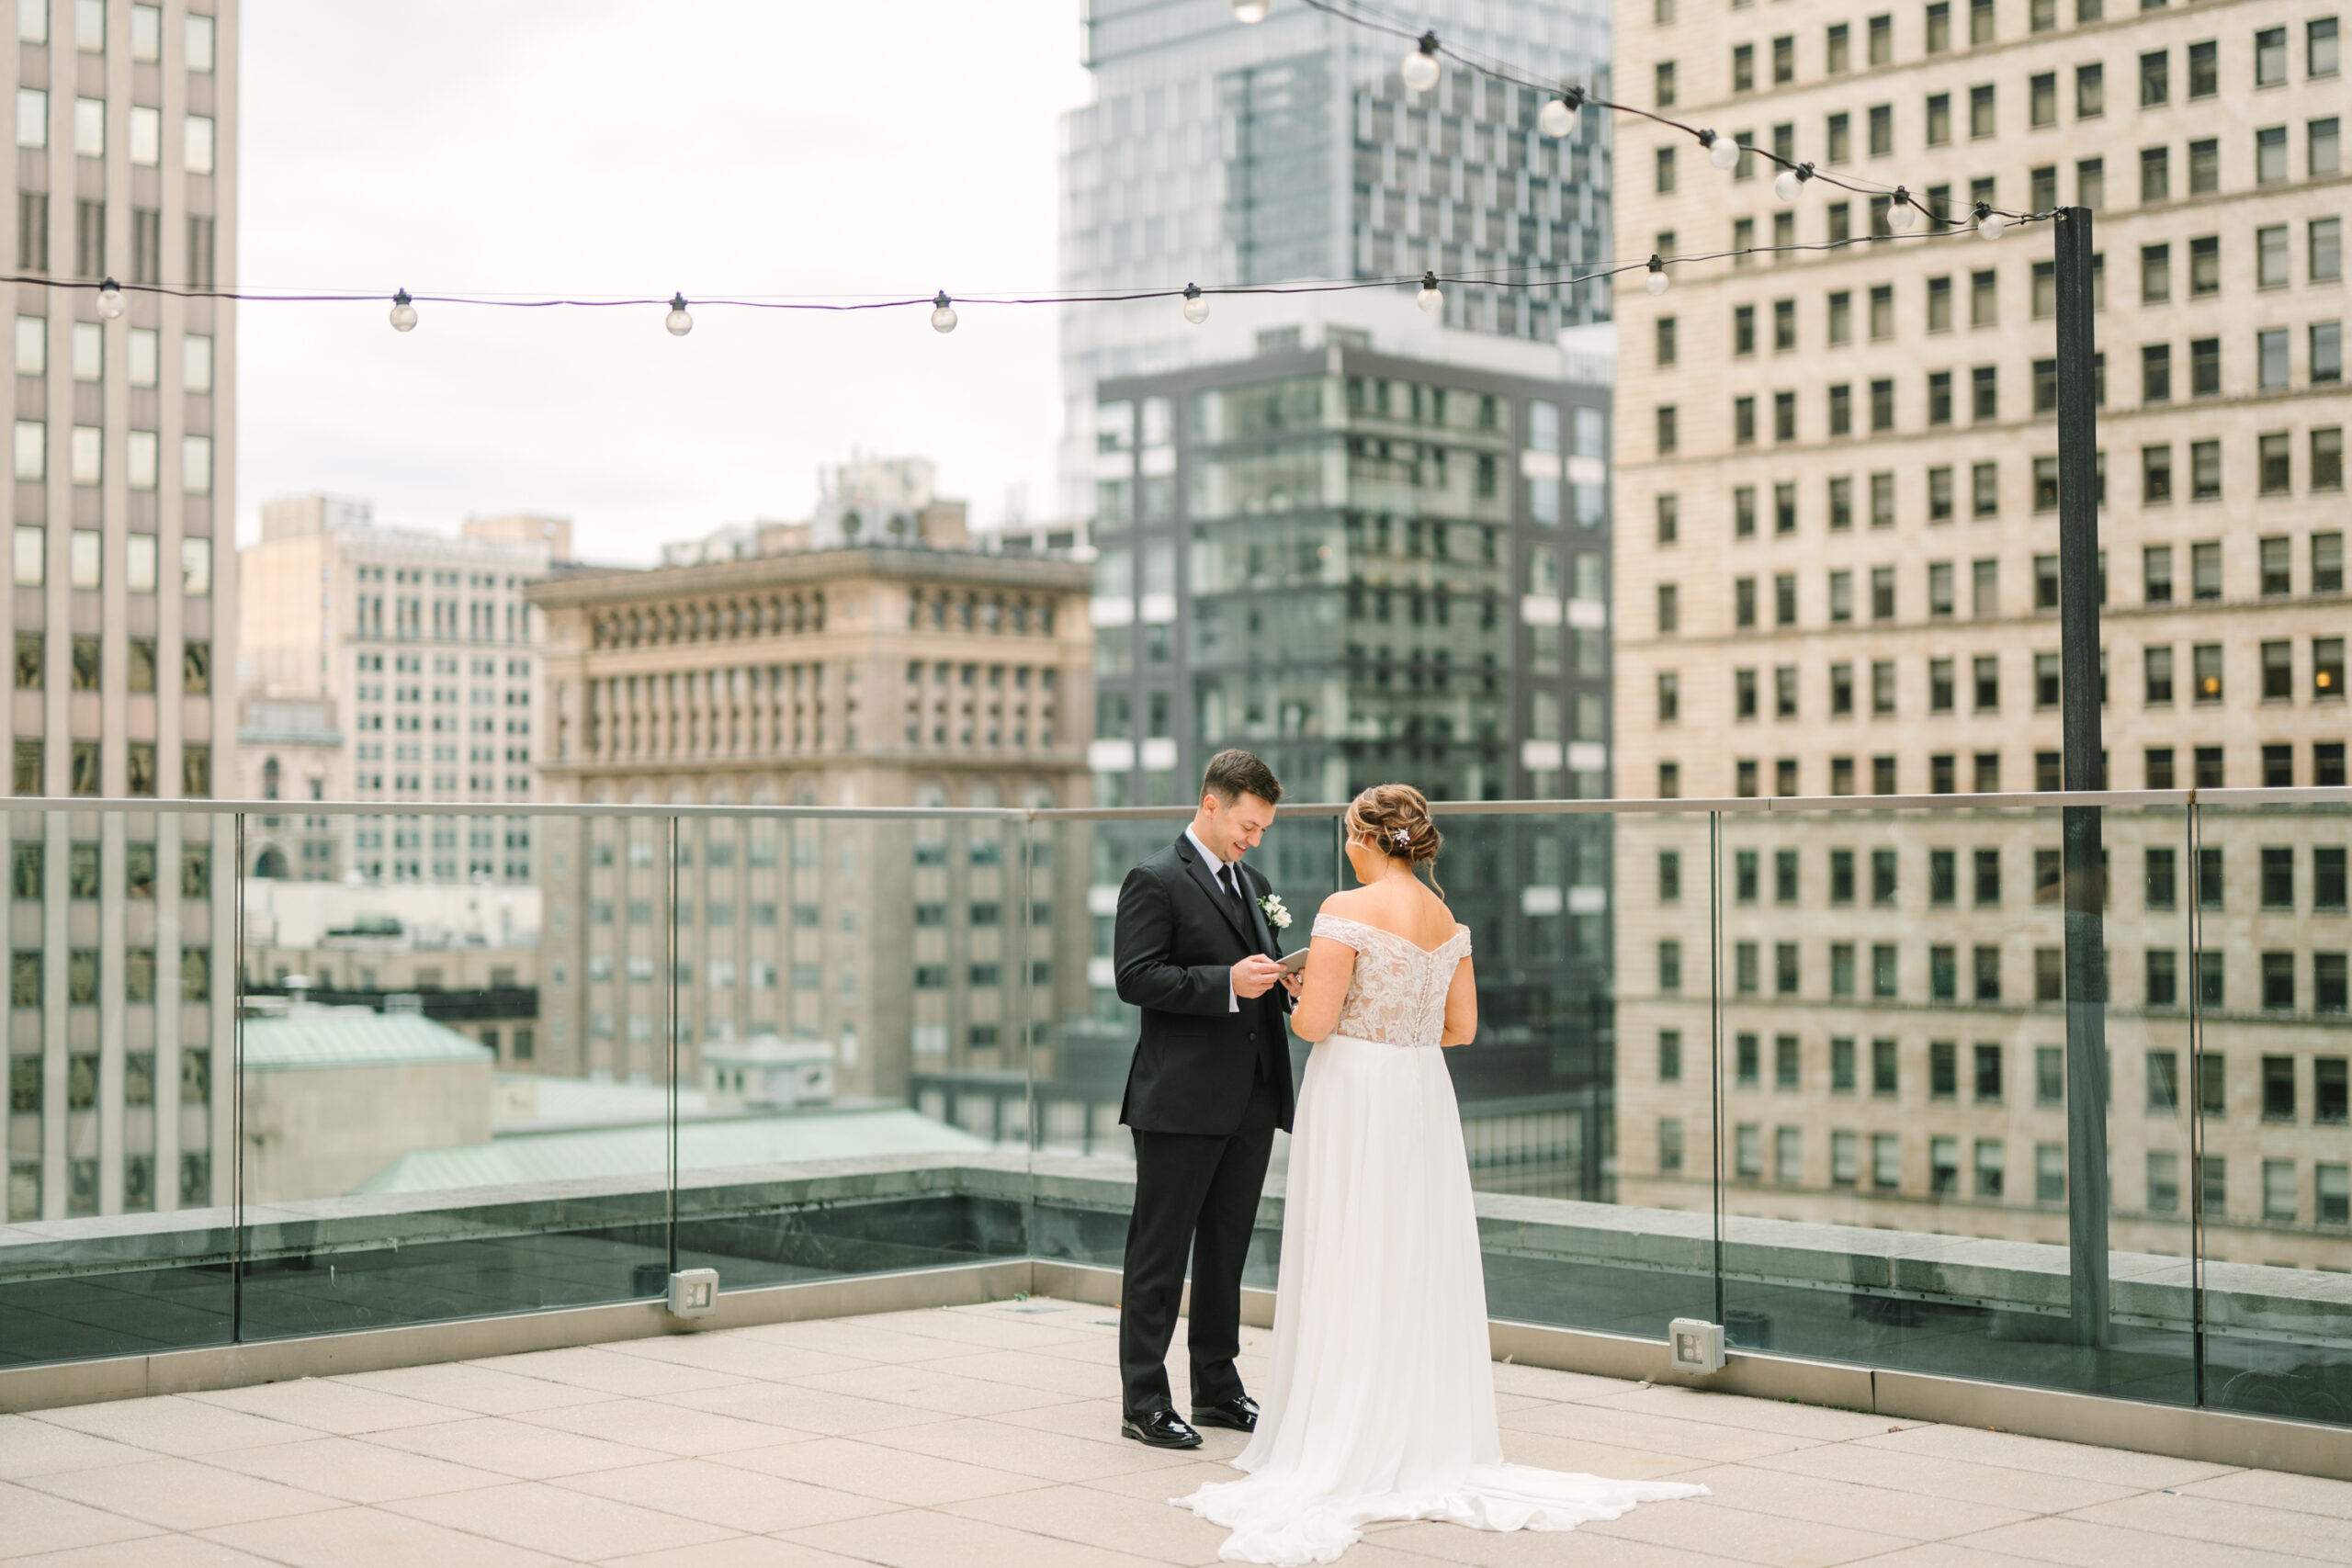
left=1704, top=131, right=1740, bottom=172
left=1416, top=270, right=1443, bottom=314
left=1182, top=283, right=1210, bottom=324
left=96, top=277, right=125, bottom=320
left=1401, top=32, right=1441, bottom=93
left=1774, top=162, right=1813, bottom=203
left=1538, top=89, right=1579, bottom=138
left=1975, top=206, right=2007, bottom=242
left=664, top=293, right=693, bottom=336
left=931, top=291, right=958, bottom=333
left=1886, top=189, right=1918, bottom=232
left=1231, top=0, right=1269, bottom=19
left=1644, top=255, right=1669, bottom=295
left=389, top=289, right=417, bottom=333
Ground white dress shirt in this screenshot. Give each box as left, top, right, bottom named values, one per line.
left=1186, top=825, right=1247, bottom=1012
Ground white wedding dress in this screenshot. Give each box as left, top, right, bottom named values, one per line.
left=1176, top=912, right=1708, bottom=1565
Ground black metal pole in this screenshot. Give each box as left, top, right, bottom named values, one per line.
left=2054, top=207, right=2110, bottom=1351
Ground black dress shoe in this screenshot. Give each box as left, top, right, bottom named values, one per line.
left=1191, top=1394, right=1260, bottom=1432
left=1122, top=1407, right=1204, bottom=1449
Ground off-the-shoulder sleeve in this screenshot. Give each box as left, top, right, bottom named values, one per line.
left=1312, top=912, right=1373, bottom=950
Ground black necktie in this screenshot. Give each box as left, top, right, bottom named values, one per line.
left=1220, top=864, right=1247, bottom=917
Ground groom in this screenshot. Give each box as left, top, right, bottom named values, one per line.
left=1112, top=749, right=1300, bottom=1450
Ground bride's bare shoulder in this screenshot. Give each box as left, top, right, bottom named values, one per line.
left=1317, top=887, right=1375, bottom=917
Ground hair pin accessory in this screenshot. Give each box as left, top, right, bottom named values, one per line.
left=1392, top=827, right=1411, bottom=846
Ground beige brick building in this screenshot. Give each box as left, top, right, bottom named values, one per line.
left=527, top=480, right=1094, bottom=1108
left=1611, top=0, right=2348, bottom=1263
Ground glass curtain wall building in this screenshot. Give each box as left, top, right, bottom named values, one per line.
left=5, top=1, right=236, bottom=1224
left=1084, top=342, right=1618, bottom=1197
left=1059, top=0, right=1614, bottom=519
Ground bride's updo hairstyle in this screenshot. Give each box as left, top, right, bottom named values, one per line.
left=1344, top=784, right=1444, bottom=896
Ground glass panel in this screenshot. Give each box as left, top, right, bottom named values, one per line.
left=0, top=808, right=236, bottom=1368
left=233, top=809, right=668, bottom=1340
left=678, top=807, right=1036, bottom=1288
left=2196, top=798, right=2352, bottom=1423
left=1444, top=807, right=1701, bottom=1333
left=1705, top=801, right=2196, bottom=1404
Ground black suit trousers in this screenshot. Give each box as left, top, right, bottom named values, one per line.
left=1119, top=1068, right=1279, bottom=1416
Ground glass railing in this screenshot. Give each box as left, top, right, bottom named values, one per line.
left=2, top=790, right=2345, bottom=1429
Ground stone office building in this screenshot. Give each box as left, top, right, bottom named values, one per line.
left=1610, top=0, right=2349, bottom=1261
left=6, top=0, right=237, bottom=1223
left=527, top=462, right=1095, bottom=1116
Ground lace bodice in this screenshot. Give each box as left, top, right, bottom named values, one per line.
left=1313, top=912, right=1472, bottom=1045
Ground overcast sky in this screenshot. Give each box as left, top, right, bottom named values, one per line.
left=237, top=2, right=1092, bottom=562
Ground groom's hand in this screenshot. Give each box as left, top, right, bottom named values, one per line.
left=1231, top=955, right=1285, bottom=999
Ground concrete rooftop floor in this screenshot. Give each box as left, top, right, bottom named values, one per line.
left=1, top=1298, right=2348, bottom=1567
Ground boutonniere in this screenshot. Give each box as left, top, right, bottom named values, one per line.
left=1259, top=894, right=1293, bottom=931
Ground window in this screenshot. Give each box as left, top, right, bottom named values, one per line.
left=2315, top=321, right=2344, bottom=385
left=2317, top=17, right=2344, bottom=77
left=2319, top=637, right=2346, bottom=700
left=2314, top=220, right=2344, bottom=282
left=2315, top=118, right=2343, bottom=178
left=1970, top=84, right=1996, bottom=140
left=2319, top=428, right=2346, bottom=490
left=1928, top=371, right=1952, bottom=425
left=2265, top=1055, right=2297, bottom=1121
left=2256, top=125, right=2288, bottom=184
left=1973, top=366, right=1996, bottom=422
left=2256, top=25, right=2288, bottom=86
left=2031, top=72, right=2057, bottom=128
left=2256, top=227, right=2291, bottom=295
left=1655, top=404, right=1677, bottom=455
left=2188, top=39, right=2218, bottom=97
left=2182, top=234, right=2220, bottom=296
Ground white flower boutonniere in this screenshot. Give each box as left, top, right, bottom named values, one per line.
left=1259, top=894, right=1293, bottom=931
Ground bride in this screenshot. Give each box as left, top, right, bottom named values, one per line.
left=1176, top=784, right=1706, bottom=1565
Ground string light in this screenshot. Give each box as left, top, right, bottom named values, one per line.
left=1537, top=85, right=1582, bottom=139
left=1401, top=31, right=1441, bottom=92
left=9, top=0, right=2061, bottom=342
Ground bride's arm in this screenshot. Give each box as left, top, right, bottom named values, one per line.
left=1440, top=954, right=1477, bottom=1045
left=1286, top=937, right=1357, bottom=1043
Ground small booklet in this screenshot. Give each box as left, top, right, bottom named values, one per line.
left=1277, top=947, right=1311, bottom=974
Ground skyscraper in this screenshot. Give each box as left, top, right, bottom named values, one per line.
left=1058, top=0, right=1614, bottom=518
left=1611, top=0, right=2349, bottom=1260
left=1080, top=336, right=1621, bottom=1195
left=5, top=0, right=236, bottom=1221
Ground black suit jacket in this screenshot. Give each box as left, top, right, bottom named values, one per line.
left=1114, top=835, right=1296, bottom=1135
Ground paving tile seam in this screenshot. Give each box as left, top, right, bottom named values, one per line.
left=2048, top=1499, right=2352, bottom=1562
left=1947, top=1512, right=2352, bottom=1568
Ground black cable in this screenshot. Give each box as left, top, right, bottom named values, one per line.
left=13, top=5, right=2055, bottom=324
